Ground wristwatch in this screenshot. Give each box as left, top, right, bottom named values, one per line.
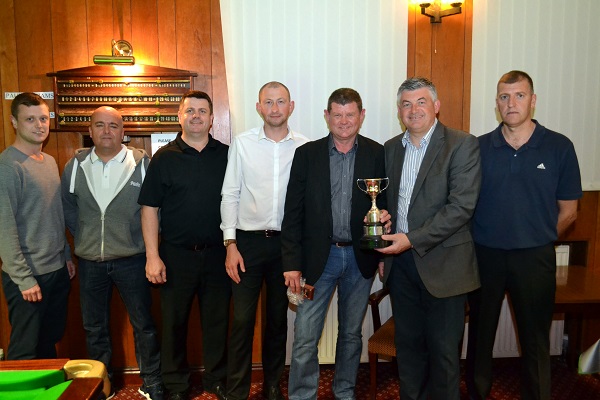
left=223, top=239, right=237, bottom=248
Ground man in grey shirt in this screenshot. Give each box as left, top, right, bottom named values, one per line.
left=0, top=92, right=75, bottom=359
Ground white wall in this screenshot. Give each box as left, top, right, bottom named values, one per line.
left=470, top=0, right=600, bottom=190
left=220, top=0, right=409, bottom=146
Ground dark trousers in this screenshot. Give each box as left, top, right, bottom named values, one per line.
left=159, top=241, right=232, bottom=393
left=466, top=243, right=555, bottom=400
left=78, top=254, right=161, bottom=386
left=226, top=230, right=288, bottom=400
left=1, top=266, right=70, bottom=360
left=387, top=251, right=466, bottom=400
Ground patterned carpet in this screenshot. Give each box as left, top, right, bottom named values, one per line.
left=112, top=357, right=600, bottom=399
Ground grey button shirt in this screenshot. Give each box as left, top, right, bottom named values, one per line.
left=329, top=134, right=357, bottom=242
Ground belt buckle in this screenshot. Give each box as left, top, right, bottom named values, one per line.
left=264, top=230, right=274, bottom=238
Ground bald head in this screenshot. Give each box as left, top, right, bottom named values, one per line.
left=89, top=106, right=125, bottom=161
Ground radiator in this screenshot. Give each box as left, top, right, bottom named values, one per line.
left=286, top=246, right=567, bottom=363
left=285, top=277, right=392, bottom=364
left=460, top=298, right=564, bottom=358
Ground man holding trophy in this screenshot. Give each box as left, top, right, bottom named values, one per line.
left=282, top=88, right=388, bottom=400
left=376, top=77, right=482, bottom=400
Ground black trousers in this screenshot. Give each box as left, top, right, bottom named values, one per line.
left=226, top=230, right=288, bottom=400
left=387, top=251, right=466, bottom=400
left=159, top=241, right=231, bottom=393
left=466, top=243, right=556, bottom=400
left=1, top=266, right=70, bottom=360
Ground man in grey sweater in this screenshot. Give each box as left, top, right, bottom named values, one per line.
left=0, top=92, right=75, bottom=360
left=61, top=106, right=163, bottom=400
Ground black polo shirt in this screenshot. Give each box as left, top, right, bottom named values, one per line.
left=138, top=132, right=228, bottom=247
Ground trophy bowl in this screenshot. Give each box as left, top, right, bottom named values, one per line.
left=357, top=177, right=390, bottom=249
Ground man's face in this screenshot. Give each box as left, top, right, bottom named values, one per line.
left=256, top=86, right=295, bottom=129
left=11, top=104, right=50, bottom=146
left=178, top=97, right=213, bottom=136
left=496, top=79, right=536, bottom=129
left=89, top=107, right=124, bottom=155
left=397, top=87, right=440, bottom=136
left=325, top=102, right=365, bottom=143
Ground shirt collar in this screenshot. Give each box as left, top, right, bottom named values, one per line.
left=258, top=126, right=294, bottom=143
left=328, top=133, right=358, bottom=155
left=90, top=145, right=127, bottom=164
left=402, top=119, right=438, bottom=148
left=492, top=119, right=544, bottom=149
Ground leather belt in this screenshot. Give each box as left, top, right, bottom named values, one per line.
left=248, top=230, right=281, bottom=238
left=332, top=241, right=353, bottom=247
left=187, top=243, right=211, bottom=251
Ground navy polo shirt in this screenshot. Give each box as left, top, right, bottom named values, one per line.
left=138, top=132, right=228, bottom=247
left=472, top=121, right=582, bottom=250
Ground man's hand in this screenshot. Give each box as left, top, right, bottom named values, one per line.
left=379, top=209, right=392, bottom=233
left=21, top=284, right=42, bottom=302
left=284, top=271, right=302, bottom=294
left=225, top=244, right=245, bottom=284
left=66, top=260, right=76, bottom=279
left=146, top=254, right=167, bottom=284
left=376, top=232, right=412, bottom=255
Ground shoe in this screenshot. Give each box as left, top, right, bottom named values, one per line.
left=206, top=384, right=227, bottom=400
left=167, top=391, right=189, bottom=400
left=263, top=385, right=285, bottom=400
left=139, top=383, right=165, bottom=400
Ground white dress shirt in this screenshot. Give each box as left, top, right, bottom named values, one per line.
left=220, top=126, right=309, bottom=240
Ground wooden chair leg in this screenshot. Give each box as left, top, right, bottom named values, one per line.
left=369, top=351, right=378, bottom=400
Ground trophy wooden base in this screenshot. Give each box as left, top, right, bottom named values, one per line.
left=360, top=235, right=390, bottom=250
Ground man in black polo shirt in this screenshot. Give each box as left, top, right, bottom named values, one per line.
left=139, top=91, right=230, bottom=400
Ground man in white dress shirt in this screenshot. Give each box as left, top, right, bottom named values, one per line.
left=220, top=82, right=309, bottom=400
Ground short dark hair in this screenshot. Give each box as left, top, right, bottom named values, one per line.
left=497, top=70, right=534, bottom=94
left=180, top=90, right=213, bottom=114
left=397, top=77, right=438, bottom=104
left=258, top=81, right=291, bottom=102
left=11, top=92, right=48, bottom=118
left=327, top=88, right=362, bottom=112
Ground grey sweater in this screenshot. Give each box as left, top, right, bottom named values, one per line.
left=0, top=147, right=67, bottom=291
left=61, top=146, right=149, bottom=262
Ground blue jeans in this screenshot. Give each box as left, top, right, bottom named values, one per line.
left=288, top=245, right=374, bottom=400
left=78, top=254, right=161, bottom=386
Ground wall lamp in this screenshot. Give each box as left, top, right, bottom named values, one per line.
left=419, top=1, right=462, bottom=23
left=93, top=40, right=135, bottom=65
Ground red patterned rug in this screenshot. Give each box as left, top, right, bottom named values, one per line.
left=112, top=357, right=600, bottom=399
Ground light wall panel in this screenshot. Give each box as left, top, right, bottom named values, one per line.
left=471, top=0, right=600, bottom=190
left=220, top=0, right=409, bottom=145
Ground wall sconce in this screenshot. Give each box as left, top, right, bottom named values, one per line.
left=93, top=40, right=135, bottom=65
left=419, top=1, right=462, bottom=23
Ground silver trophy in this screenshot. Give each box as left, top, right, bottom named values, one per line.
left=357, top=178, right=390, bottom=249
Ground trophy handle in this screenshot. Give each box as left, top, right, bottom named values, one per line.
left=379, top=177, right=390, bottom=192
left=356, top=179, right=369, bottom=195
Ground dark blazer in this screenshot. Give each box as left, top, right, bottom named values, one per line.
left=281, top=134, right=386, bottom=285
left=382, top=122, right=482, bottom=298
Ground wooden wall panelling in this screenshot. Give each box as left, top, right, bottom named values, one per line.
left=176, top=0, right=212, bottom=91
left=0, top=0, right=18, bottom=152
left=157, top=0, right=178, bottom=69
left=407, top=0, right=472, bottom=133
left=210, top=0, right=231, bottom=144
left=113, top=0, right=132, bottom=43
left=131, top=0, right=160, bottom=66
left=50, top=0, right=89, bottom=72
left=87, top=0, right=115, bottom=65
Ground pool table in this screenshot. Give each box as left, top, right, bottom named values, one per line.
left=0, top=358, right=107, bottom=400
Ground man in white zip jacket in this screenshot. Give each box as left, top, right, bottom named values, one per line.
left=61, top=106, right=163, bottom=400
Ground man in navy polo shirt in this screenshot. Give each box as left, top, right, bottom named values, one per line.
left=466, top=70, right=582, bottom=400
